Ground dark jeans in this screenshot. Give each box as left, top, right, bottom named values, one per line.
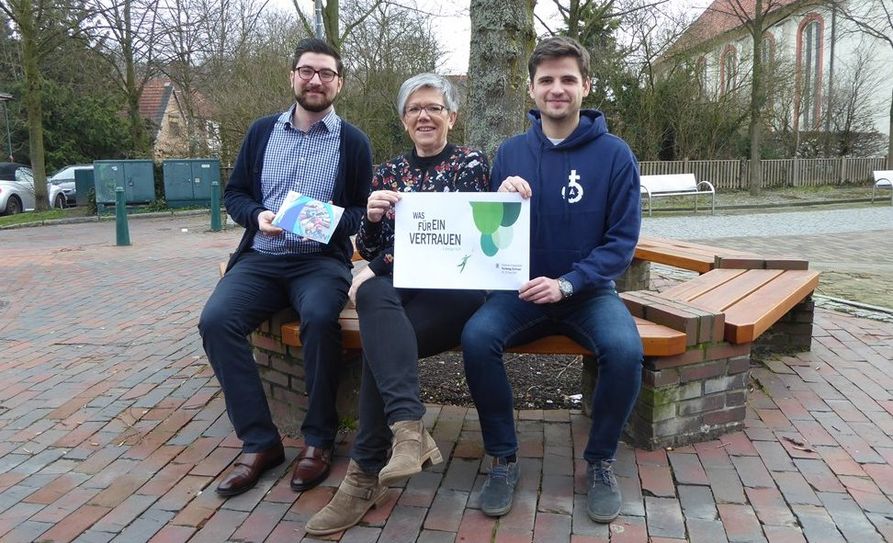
left=461, top=289, right=643, bottom=463
left=198, top=250, right=350, bottom=452
left=350, top=276, right=484, bottom=473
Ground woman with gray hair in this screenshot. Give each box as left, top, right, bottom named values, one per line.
left=306, top=73, right=489, bottom=535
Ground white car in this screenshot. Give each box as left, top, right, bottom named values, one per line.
left=0, top=162, right=66, bottom=215
left=49, top=164, right=93, bottom=207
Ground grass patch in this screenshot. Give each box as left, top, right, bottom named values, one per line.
left=0, top=207, right=91, bottom=227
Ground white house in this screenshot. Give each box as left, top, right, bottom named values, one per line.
left=669, top=0, right=893, bottom=151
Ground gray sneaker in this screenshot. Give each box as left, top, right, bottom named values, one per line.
left=587, top=460, right=621, bottom=523
left=479, top=457, right=520, bottom=517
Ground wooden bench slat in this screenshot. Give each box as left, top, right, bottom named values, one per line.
left=683, top=269, right=786, bottom=312
left=721, top=270, right=820, bottom=343
left=634, top=236, right=806, bottom=272
left=281, top=315, right=688, bottom=357
left=634, top=246, right=715, bottom=273
left=660, top=268, right=748, bottom=301
left=659, top=268, right=818, bottom=343
left=635, top=236, right=762, bottom=273
left=638, top=236, right=758, bottom=258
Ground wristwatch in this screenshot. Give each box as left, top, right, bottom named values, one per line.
left=557, top=277, right=574, bottom=299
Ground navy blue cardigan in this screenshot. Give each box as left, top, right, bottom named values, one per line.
left=223, top=113, right=373, bottom=271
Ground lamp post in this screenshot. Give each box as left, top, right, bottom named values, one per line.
left=314, top=0, right=324, bottom=39
left=0, top=92, right=12, bottom=162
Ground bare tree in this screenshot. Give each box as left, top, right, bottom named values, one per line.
left=291, top=0, right=384, bottom=52
left=0, top=0, right=91, bottom=210
left=467, top=0, right=535, bottom=158
left=338, top=1, right=441, bottom=162
left=702, top=0, right=789, bottom=194
left=90, top=0, right=161, bottom=155
left=203, top=11, right=304, bottom=165
left=827, top=0, right=893, bottom=167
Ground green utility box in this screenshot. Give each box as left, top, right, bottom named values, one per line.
left=74, top=168, right=94, bottom=207
left=93, top=160, right=155, bottom=205
left=162, top=159, right=220, bottom=208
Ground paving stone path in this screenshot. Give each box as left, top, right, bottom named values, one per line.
left=1, top=211, right=892, bottom=542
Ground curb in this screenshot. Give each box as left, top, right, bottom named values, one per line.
left=0, top=208, right=215, bottom=230
left=2, top=197, right=889, bottom=230
left=649, top=197, right=881, bottom=214
left=814, top=293, right=893, bottom=316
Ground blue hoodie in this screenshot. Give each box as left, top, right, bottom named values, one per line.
left=490, top=109, right=641, bottom=293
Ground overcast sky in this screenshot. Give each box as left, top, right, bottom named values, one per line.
left=282, top=1, right=704, bottom=74
left=282, top=0, right=561, bottom=74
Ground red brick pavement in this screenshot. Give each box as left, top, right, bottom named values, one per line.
left=1, top=215, right=893, bottom=542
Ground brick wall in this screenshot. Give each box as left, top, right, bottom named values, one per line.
left=250, top=308, right=361, bottom=436
left=753, top=297, right=815, bottom=357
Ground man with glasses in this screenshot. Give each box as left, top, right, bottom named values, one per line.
left=199, top=37, right=372, bottom=497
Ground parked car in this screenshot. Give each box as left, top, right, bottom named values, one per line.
left=0, top=162, right=66, bottom=215
left=49, top=164, right=93, bottom=207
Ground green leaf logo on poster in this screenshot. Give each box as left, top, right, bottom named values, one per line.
left=470, top=201, right=522, bottom=257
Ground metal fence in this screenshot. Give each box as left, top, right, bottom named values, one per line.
left=639, top=157, right=886, bottom=190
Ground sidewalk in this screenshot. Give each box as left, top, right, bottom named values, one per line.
left=1, top=215, right=892, bottom=542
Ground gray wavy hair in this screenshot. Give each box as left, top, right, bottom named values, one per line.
left=396, top=73, right=459, bottom=116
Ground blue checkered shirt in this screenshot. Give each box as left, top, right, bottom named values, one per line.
left=252, top=106, right=342, bottom=255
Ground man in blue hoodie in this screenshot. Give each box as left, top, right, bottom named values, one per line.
left=461, top=36, right=643, bottom=523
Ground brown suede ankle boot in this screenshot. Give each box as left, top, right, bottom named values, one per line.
left=305, top=460, right=388, bottom=536
left=378, top=420, right=443, bottom=487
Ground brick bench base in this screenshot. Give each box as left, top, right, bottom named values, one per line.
left=250, top=301, right=813, bottom=450
left=251, top=308, right=362, bottom=436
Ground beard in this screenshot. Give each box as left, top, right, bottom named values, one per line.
left=295, top=87, right=334, bottom=113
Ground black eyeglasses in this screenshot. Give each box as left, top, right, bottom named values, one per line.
left=294, top=66, right=339, bottom=82
left=404, top=104, right=447, bottom=117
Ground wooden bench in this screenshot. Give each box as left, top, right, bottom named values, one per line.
left=639, top=173, right=716, bottom=216
left=281, top=306, right=688, bottom=358
left=239, top=235, right=818, bottom=449
left=873, top=170, right=892, bottom=205
left=633, top=235, right=807, bottom=274
left=628, top=268, right=819, bottom=345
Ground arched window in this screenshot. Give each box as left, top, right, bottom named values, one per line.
left=720, top=46, right=737, bottom=94
left=797, top=15, right=824, bottom=129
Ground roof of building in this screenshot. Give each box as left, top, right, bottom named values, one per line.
left=138, top=78, right=175, bottom=135
left=670, top=0, right=805, bottom=55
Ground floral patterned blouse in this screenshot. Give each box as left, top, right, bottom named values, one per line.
left=357, top=144, right=490, bottom=276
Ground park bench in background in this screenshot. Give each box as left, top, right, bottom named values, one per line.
left=639, top=173, right=716, bottom=216
left=236, top=236, right=818, bottom=450
left=873, top=170, right=892, bottom=204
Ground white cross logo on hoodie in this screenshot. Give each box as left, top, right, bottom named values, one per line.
left=562, top=169, right=584, bottom=204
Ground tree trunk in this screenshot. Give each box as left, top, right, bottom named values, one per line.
left=19, top=2, right=48, bottom=210
left=123, top=0, right=147, bottom=155
left=325, top=0, right=340, bottom=52
left=888, top=87, right=893, bottom=169
left=467, top=0, right=535, bottom=159
left=748, top=0, right=764, bottom=195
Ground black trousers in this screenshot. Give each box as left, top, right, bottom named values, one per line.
left=198, top=251, right=350, bottom=452
left=350, top=275, right=484, bottom=473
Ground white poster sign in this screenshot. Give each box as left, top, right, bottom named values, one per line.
left=393, top=192, right=530, bottom=290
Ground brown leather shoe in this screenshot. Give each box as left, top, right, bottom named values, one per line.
left=290, top=445, right=333, bottom=491
left=216, top=443, right=285, bottom=497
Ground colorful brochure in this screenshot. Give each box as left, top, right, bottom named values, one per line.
left=272, top=191, right=344, bottom=244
